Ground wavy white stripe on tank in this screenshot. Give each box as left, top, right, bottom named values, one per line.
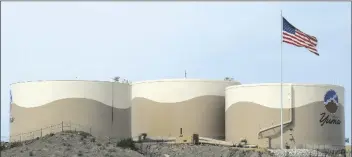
left=225, top=84, right=344, bottom=111
left=132, top=80, right=239, bottom=103
left=10, top=81, right=131, bottom=109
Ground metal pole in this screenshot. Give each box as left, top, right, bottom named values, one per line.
left=280, top=10, right=284, bottom=150
left=111, top=82, right=114, bottom=136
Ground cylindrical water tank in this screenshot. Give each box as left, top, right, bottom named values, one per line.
left=10, top=80, right=131, bottom=141
left=132, top=79, right=240, bottom=140
left=225, top=83, right=345, bottom=149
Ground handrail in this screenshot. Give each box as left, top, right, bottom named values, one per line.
left=258, top=84, right=293, bottom=139
left=9, top=121, right=92, bottom=142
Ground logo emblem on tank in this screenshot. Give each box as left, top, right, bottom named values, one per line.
left=323, top=89, right=339, bottom=114
left=319, top=89, right=341, bottom=126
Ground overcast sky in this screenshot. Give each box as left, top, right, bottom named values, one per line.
left=1, top=2, right=351, bottom=144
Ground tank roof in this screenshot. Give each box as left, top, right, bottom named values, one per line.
left=226, top=83, right=344, bottom=91
left=132, top=78, right=241, bottom=85
left=10, top=80, right=115, bottom=85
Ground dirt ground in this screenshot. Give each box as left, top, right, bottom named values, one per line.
left=1, top=131, right=275, bottom=157
left=136, top=143, right=274, bottom=157
left=1, top=131, right=144, bottom=157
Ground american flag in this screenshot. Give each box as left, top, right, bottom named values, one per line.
left=282, top=17, right=318, bottom=56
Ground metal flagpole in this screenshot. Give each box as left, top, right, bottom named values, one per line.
left=280, top=10, right=284, bottom=150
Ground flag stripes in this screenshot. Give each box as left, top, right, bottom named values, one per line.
left=282, top=17, right=319, bottom=56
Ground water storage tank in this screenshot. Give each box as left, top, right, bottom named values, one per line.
left=131, top=79, right=240, bottom=140
left=225, top=83, right=345, bottom=149
left=10, top=80, right=131, bottom=141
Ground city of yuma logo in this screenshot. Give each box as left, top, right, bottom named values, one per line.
left=324, top=89, right=339, bottom=113
left=319, top=89, right=341, bottom=126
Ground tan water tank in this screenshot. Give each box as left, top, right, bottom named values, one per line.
left=10, top=80, right=131, bottom=141
left=225, top=83, right=345, bottom=149
left=131, top=79, right=240, bottom=140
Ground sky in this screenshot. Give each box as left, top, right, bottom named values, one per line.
left=1, top=2, right=351, bottom=144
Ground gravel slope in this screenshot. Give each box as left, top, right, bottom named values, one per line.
left=136, top=143, right=274, bottom=157
left=1, top=131, right=144, bottom=157
left=1, top=131, right=275, bottom=157
left=2, top=131, right=349, bottom=157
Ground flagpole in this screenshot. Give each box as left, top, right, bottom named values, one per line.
left=280, top=10, right=284, bottom=150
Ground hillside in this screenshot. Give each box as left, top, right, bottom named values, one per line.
left=1, top=131, right=275, bottom=157
left=1, top=131, right=350, bottom=157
